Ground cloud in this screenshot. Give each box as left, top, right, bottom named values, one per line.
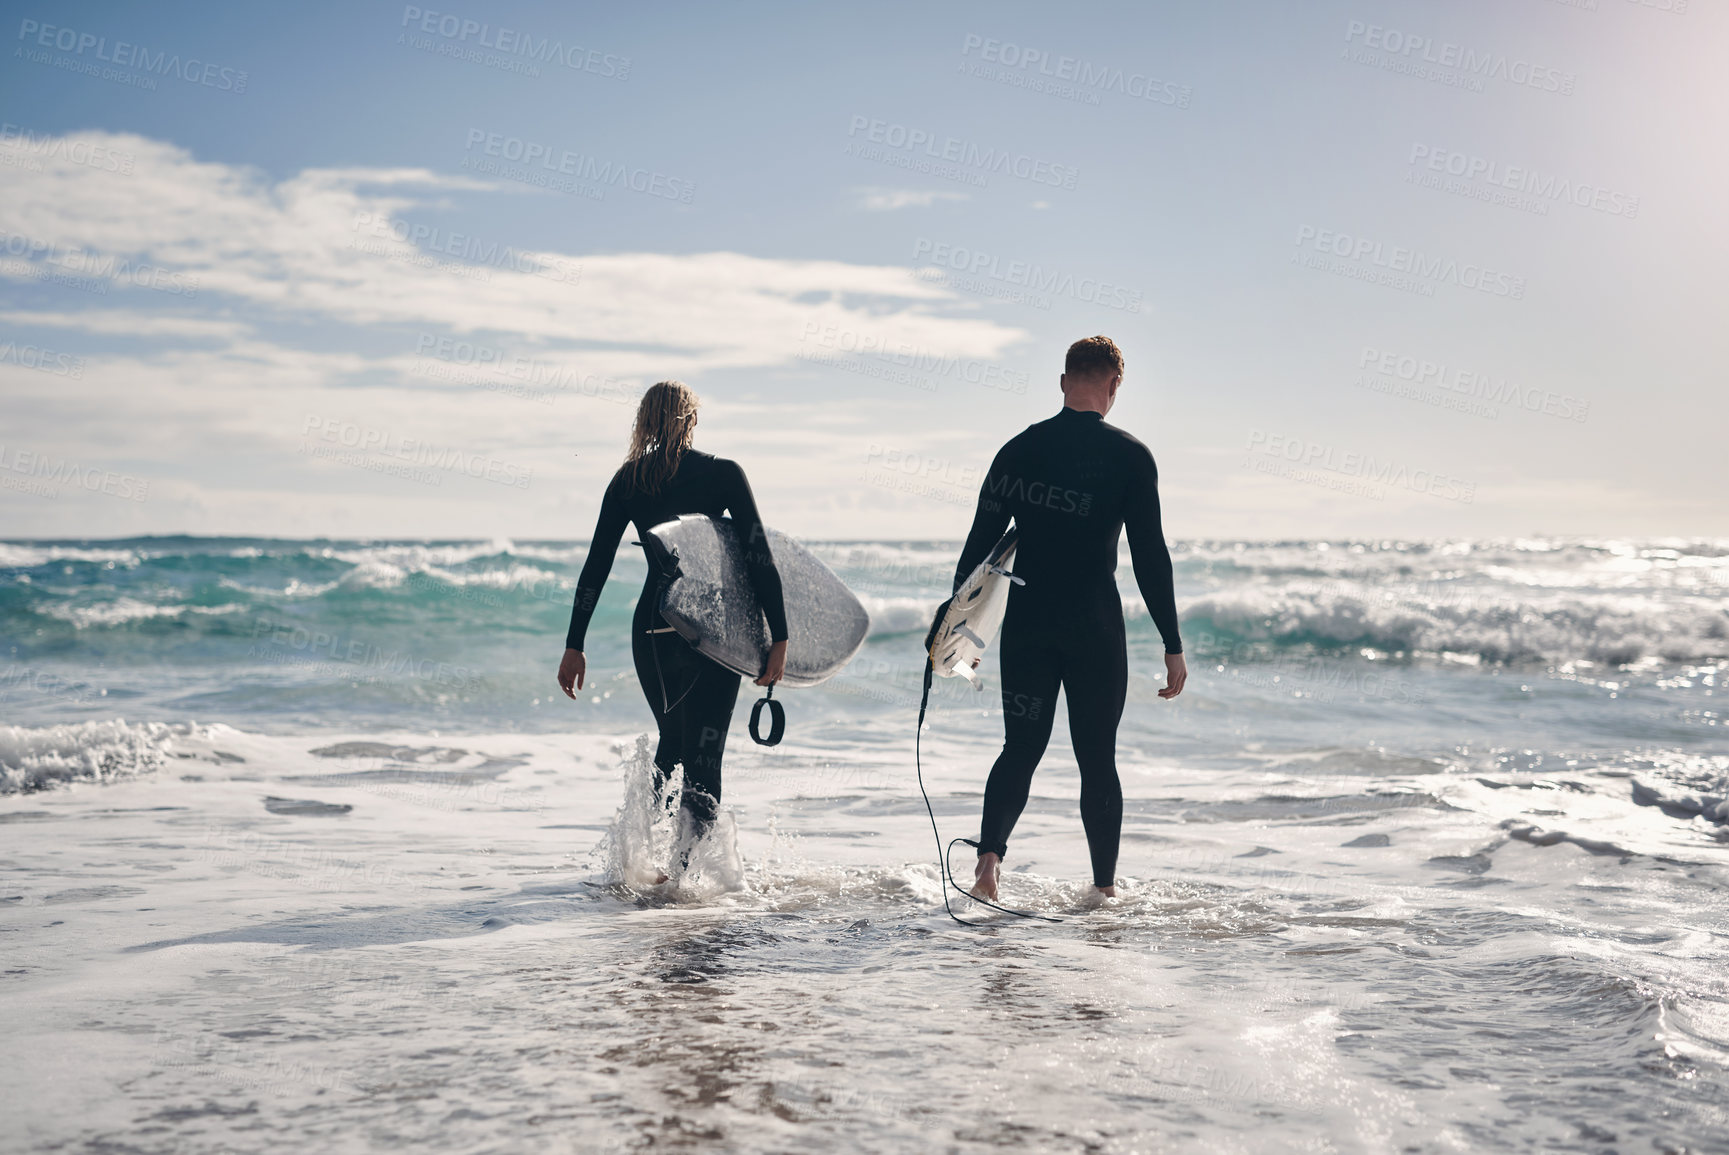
left=0, top=131, right=1033, bottom=535
left=854, top=187, right=971, bottom=212
left=0, top=133, right=1020, bottom=378
left=0, top=310, right=251, bottom=338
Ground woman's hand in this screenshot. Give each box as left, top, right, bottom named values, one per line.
left=557, top=648, right=586, bottom=699
left=1158, top=652, right=1187, bottom=699
left=755, top=639, right=788, bottom=687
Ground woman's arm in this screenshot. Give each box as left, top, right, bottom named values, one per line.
left=721, top=459, right=789, bottom=645
left=564, top=474, right=630, bottom=652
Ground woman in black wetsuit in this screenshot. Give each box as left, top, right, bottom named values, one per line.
left=556, top=380, right=788, bottom=844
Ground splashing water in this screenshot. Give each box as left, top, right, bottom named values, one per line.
left=595, top=733, right=745, bottom=899
left=595, top=734, right=673, bottom=889
left=0, top=719, right=184, bottom=794
left=674, top=808, right=745, bottom=899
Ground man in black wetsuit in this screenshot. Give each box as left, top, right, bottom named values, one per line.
left=951, top=335, right=1185, bottom=901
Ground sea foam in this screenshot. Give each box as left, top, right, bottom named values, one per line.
left=594, top=734, right=745, bottom=898
left=0, top=719, right=182, bottom=793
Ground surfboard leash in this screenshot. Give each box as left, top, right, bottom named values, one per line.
left=749, top=683, right=784, bottom=746
left=915, top=630, right=1062, bottom=926
left=642, top=565, right=701, bottom=714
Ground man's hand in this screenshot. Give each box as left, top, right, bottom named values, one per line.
left=557, top=648, right=585, bottom=699
left=755, top=639, right=788, bottom=687
left=1158, top=651, right=1187, bottom=699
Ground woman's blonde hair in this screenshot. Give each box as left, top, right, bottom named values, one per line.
left=622, top=380, right=700, bottom=495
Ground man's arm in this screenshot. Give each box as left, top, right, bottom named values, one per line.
left=1123, top=447, right=1182, bottom=655
left=953, top=445, right=1013, bottom=592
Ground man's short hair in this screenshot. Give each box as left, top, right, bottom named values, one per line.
left=1065, top=335, right=1123, bottom=379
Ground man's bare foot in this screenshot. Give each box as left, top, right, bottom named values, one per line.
left=653, top=871, right=670, bottom=885
left=1096, top=884, right=1116, bottom=898
left=971, top=852, right=1001, bottom=901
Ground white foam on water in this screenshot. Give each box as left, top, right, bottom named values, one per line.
left=672, top=807, right=745, bottom=899
left=326, top=541, right=518, bottom=571
left=856, top=593, right=938, bottom=636
left=0, top=718, right=184, bottom=793
left=1181, top=582, right=1729, bottom=664
left=596, top=733, right=676, bottom=889
left=217, top=574, right=341, bottom=599
left=334, top=559, right=407, bottom=590
left=507, top=542, right=592, bottom=565
left=807, top=541, right=960, bottom=572
left=1, top=719, right=1725, bottom=1151
left=38, top=599, right=248, bottom=629
left=0, top=544, right=143, bottom=569
left=41, top=597, right=186, bottom=628
left=593, top=733, right=745, bottom=899
left=416, top=562, right=562, bottom=591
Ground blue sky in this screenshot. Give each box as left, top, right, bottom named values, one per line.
left=1, top=0, right=1723, bottom=541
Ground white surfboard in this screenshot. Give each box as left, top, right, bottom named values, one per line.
left=928, top=528, right=1021, bottom=680
left=641, top=515, right=870, bottom=688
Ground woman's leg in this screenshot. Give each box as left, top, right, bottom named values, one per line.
left=673, top=653, right=741, bottom=837
left=633, top=623, right=741, bottom=839
left=630, top=624, right=686, bottom=804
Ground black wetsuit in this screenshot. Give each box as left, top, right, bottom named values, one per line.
left=953, top=407, right=1182, bottom=887
left=566, top=451, right=788, bottom=834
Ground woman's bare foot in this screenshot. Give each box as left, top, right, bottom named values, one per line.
left=971, top=852, right=1001, bottom=901
left=1078, top=882, right=1117, bottom=908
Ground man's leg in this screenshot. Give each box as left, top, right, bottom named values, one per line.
left=1062, top=609, right=1129, bottom=892
left=975, top=619, right=1062, bottom=897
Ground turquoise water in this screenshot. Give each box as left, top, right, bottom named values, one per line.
left=3, top=536, right=1724, bottom=776
left=4, top=536, right=1729, bottom=1152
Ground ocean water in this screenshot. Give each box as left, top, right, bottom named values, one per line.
left=2, top=536, right=1727, bottom=1152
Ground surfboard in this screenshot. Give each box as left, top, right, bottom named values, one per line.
left=640, top=515, right=870, bottom=688
left=928, top=527, right=1021, bottom=680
